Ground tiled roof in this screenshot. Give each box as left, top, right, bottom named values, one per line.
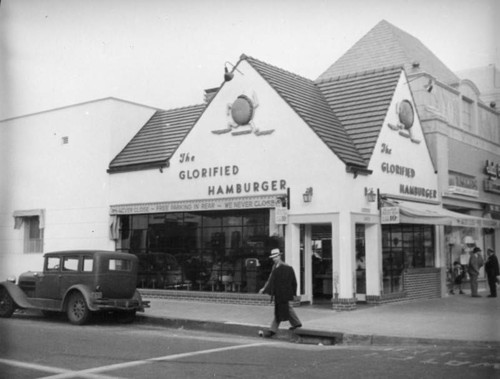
left=317, top=20, right=460, bottom=86
left=242, top=55, right=367, bottom=169
left=108, top=104, right=206, bottom=172
left=317, top=66, right=402, bottom=163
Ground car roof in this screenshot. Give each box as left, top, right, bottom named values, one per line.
left=43, top=250, right=135, bottom=259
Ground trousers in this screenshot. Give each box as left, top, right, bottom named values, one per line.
left=269, top=302, right=301, bottom=333
left=469, top=273, right=479, bottom=296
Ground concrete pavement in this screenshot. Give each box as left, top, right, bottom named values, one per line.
left=138, top=288, right=500, bottom=347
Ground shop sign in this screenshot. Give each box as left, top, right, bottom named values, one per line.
left=110, top=195, right=282, bottom=215
left=387, top=99, right=421, bottom=144
left=485, top=160, right=499, bottom=179
left=484, top=180, right=500, bottom=195
left=275, top=206, right=288, bottom=225
left=211, top=93, right=275, bottom=136
left=448, top=172, right=478, bottom=198
left=381, top=206, right=400, bottom=224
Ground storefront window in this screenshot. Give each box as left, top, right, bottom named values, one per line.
left=382, top=224, right=435, bottom=294
left=117, top=210, right=277, bottom=293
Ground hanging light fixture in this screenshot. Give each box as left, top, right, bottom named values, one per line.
left=303, top=187, right=313, bottom=203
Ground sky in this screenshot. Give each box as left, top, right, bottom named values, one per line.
left=0, top=0, right=498, bottom=120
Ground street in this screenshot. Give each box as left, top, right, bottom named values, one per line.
left=1, top=313, right=498, bottom=379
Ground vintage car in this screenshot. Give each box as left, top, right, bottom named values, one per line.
left=0, top=250, right=149, bottom=325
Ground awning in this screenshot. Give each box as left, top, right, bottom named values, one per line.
left=384, top=200, right=500, bottom=228
left=13, top=209, right=45, bottom=229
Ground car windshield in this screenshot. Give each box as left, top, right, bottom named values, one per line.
left=108, top=259, right=132, bottom=272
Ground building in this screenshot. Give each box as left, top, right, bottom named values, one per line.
left=2, top=21, right=499, bottom=310
left=0, top=98, right=158, bottom=276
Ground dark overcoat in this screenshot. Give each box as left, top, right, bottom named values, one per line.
left=264, top=264, right=297, bottom=322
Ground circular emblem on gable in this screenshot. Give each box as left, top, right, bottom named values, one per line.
left=231, top=95, right=254, bottom=125
left=398, top=100, right=414, bottom=130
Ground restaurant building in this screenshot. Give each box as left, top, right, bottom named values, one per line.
left=1, top=21, right=499, bottom=310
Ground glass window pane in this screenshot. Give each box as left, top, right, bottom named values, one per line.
left=46, top=257, right=60, bottom=271
left=62, top=257, right=79, bottom=271
left=109, top=259, right=132, bottom=271
left=83, top=257, right=94, bottom=272
left=132, top=215, right=148, bottom=229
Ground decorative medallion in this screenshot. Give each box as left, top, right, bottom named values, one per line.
left=211, top=92, right=274, bottom=136
left=388, top=99, right=420, bottom=144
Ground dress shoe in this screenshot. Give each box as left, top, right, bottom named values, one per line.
left=262, top=330, right=275, bottom=338
left=487, top=295, right=497, bottom=298
left=289, top=324, right=302, bottom=330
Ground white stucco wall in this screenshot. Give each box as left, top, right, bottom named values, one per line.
left=109, top=61, right=374, bottom=216
left=0, top=99, right=156, bottom=278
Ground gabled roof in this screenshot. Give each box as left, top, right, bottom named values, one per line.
left=317, top=66, right=402, bottom=163
left=242, top=55, right=367, bottom=169
left=317, top=20, right=460, bottom=86
left=108, top=104, right=205, bottom=172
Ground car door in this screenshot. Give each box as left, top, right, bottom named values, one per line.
left=36, top=256, right=62, bottom=299
left=58, top=255, right=82, bottom=297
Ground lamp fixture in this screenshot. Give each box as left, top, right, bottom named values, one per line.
left=405, top=75, right=434, bottom=93
left=303, top=187, right=313, bottom=203
left=224, top=61, right=243, bottom=82
left=364, top=187, right=376, bottom=203
left=424, top=78, right=434, bottom=93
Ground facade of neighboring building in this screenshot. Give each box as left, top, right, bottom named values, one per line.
left=457, top=64, right=500, bottom=107
left=2, top=21, right=499, bottom=310
left=0, top=98, right=157, bottom=277
left=317, top=20, right=500, bottom=295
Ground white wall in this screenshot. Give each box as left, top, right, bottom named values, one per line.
left=110, top=61, right=373, bottom=216
left=0, top=99, right=156, bottom=278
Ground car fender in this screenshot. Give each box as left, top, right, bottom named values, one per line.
left=133, top=289, right=149, bottom=311
left=0, top=281, right=34, bottom=309
left=62, top=284, right=100, bottom=312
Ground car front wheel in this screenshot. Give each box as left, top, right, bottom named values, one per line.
left=0, top=288, right=15, bottom=318
left=66, top=292, right=90, bottom=325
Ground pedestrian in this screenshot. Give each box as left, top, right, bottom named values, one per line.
left=258, top=248, right=302, bottom=338
left=485, top=248, right=499, bottom=298
left=468, top=247, right=484, bottom=297
left=450, top=261, right=465, bottom=295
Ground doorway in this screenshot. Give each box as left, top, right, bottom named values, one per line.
left=355, top=224, right=366, bottom=301
left=311, top=224, right=333, bottom=302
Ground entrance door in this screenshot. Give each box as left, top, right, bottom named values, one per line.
left=355, top=224, right=366, bottom=301
left=311, top=224, right=333, bottom=302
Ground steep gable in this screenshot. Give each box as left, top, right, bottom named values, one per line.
left=242, top=55, right=367, bottom=169
left=317, top=66, right=402, bottom=164
left=108, top=104, right=205, bottom=172
left=317, top=20, right=459, bottom=86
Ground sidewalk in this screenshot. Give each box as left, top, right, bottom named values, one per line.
left=138, top=289, right=500, bottom=347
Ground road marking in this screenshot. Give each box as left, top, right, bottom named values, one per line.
left=0, top=358, right=122, bottom=379
left=39, top=342, right=266, bottom=379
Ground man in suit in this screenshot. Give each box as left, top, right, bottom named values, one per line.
left=485, top=248, right=499, bottom=298
left=468, top=247, right=484, bottom=297
left=259, top=249, right=302, bottom=338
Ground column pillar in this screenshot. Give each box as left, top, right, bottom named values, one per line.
left=285, top=223, right=302, bottom=297
left=365, top=223, right=382, bottom=303
left=331, top=212, right=357, bottom=310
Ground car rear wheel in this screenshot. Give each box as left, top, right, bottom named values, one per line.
left=66, top=292, right=90, bottom=325
left=0, top=288, right=15, bottom=318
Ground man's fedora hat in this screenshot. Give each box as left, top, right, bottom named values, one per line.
left=269, top=249, right=281, bottom=259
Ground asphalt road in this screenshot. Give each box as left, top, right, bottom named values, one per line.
left=0, top=313, right=498, bottom=379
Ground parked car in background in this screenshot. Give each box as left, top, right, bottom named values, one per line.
left=0, top=250, right=149, bottom=325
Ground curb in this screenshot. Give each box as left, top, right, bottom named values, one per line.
left=136, top=315, right=500, bottom=348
